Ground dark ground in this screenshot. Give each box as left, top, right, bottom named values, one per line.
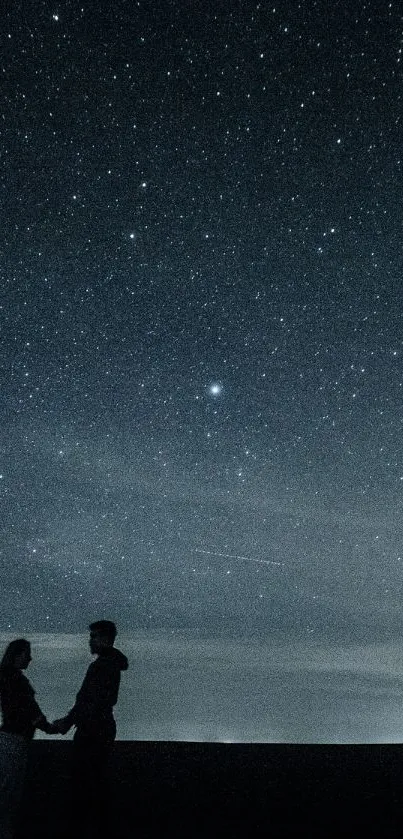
left=16, top=741, right=403, bottom=837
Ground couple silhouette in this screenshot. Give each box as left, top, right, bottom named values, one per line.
left=0, top=620, right=128, bottom=839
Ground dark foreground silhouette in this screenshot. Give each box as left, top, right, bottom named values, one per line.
left=1, top=622, right=129, bottom=837
left=51, top=620, right=128, bottom=836
left=16, top=740, right=403, bottom=837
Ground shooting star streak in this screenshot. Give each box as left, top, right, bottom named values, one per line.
left=193, top=549, right=283, bottom=567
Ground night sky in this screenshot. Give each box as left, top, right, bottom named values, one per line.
left=2, top=0, right=403, bottom=646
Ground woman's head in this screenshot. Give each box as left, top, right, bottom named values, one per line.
left=0, top=639, right=31, bottom=671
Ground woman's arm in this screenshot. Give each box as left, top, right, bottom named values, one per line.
left=33, top=712, right=54, bottom=734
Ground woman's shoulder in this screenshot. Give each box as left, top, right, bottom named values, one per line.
left=0, top=667, right=33, bottom=692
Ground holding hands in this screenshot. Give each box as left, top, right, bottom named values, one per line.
left=50, top=717, right=71, bottom=735
left=34, top=714, right=72, bottom=735
left=33, top=714, right=69, bottom=735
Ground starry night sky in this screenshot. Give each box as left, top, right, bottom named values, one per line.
left=2, top=0, right=403, bottom=642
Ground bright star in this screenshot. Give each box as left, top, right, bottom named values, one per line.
left=208, top=383, right=223, bottom=396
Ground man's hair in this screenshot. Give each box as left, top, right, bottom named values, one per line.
left=89, top=620, right=117, bottom=642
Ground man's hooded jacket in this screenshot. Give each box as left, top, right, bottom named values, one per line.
left=65, top=646, right=128, bottom=738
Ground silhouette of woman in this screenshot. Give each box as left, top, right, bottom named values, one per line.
left=0, top=638, right=53, bottom=838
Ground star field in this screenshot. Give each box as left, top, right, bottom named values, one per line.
left=2, top=0, right=403, bottom=642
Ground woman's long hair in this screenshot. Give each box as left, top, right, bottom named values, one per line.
left=0, top=639, right=30, bottom=672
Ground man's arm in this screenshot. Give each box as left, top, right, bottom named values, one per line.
left=52, top=658, right=120, bottom=733
left=50, top=664, right=93, bottom=734
left=51, top=696, right=84, bottom=733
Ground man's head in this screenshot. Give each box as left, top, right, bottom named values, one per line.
left=89, top=620, right=117, bottom=654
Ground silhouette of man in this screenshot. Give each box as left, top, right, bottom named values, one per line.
left=53, top=620, right=128, bottom=837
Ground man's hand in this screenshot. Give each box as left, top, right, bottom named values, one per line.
left=51, top=717, right=71, bottom=735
